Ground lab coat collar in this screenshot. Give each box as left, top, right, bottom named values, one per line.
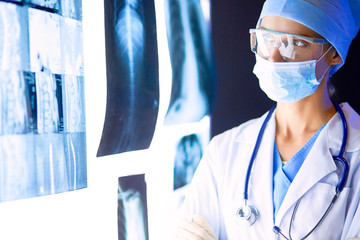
left=233, top=103, right=360, bottom=227
left=275, top=102, right=360, bottom=224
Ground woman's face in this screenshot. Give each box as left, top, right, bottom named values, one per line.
left=259, top=15, right=338, bottom=81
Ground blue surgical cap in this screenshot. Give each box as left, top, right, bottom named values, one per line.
left=257, top=0, right=360, bottom=74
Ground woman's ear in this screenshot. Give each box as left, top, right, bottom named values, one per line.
left=328, top=48, right=342, bottom=65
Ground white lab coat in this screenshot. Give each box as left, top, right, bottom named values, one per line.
left=180, top=103, right=360, bottom=239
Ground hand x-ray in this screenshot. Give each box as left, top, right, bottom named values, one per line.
left=164, top=0, right=216, bottom=125
left=98, top=0, right=159, bottom=157
left=118, top=174, right=149, bottom=240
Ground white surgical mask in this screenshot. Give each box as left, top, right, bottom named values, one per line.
left=253, top=47, right=332, bottom=103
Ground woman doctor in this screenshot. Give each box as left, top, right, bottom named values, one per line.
left=176, top=0, right=360, bottom=239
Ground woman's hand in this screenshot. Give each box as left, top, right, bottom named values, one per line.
left=177, top=214, right=218, bottom=240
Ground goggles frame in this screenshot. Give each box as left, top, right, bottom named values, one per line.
left=249, top=28, right=329, bottom=61
left=249, top=28, right=328, bottom=44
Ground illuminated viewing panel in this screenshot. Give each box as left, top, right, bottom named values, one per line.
left=0, top=1, right=87, bottom=202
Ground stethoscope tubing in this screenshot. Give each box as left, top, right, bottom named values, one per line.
left=243, top=104, right=276, bottom=201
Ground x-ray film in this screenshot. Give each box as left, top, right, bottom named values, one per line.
left=35, top=71, right=60, bottom=133
left=35, top=133, right=68, bottom=195
left=98, top=0, right=159, bottom=156
left=3, top=0, right=23, bottom=3
left=24, top=0, right=59, bottom=11
left=0, top=2, right=30, bottom=71
left=59, top=0, right=82, bottom=20
left=64, top=132, right=87, bottom=191
left=118, top=174, right=148, bottom=240
left=62, top=75, right=86, bottom=133
left=60, top=17, right=84, bottom=76
left=164, top=0, right=216, bottom=125
left=28, top=7, right=61, bottom=74
left=0, top=71, right=29, bottom=135
left=0, top=135, right=37, bottom=202
left=174, top=133, right=202, bottom=190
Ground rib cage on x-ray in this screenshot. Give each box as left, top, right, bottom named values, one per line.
left=98, top=0, right=159, bottom=156
left=164, top=0, right=216, bottom=125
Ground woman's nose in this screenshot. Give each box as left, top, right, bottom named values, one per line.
left=267, top=46, right=286, bottom=62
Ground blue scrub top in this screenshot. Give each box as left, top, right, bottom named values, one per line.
left=273, top=124, right=327, bottom=220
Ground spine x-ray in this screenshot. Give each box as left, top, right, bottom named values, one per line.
left=118, top=174, right=149, bottom=240
left=98, top=0, right=159, bottom=157
left=164, top=0, right=216, bottom=125
left=0, top=1, right=86, bottom=202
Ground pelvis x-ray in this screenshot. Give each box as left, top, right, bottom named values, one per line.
left=0, top=2, right=86, bottom=202
left=118, top=174, right=149, bottom=240
left=164, top=0, right=216, bottom=125
left=98, top=0, right=159, bottom=157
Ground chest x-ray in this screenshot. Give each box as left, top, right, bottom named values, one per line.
left=118, top=174, right=149, bottom=240
left=164, top=0, right=216, bottom=125
left=98, top=0, right=159, bottom=157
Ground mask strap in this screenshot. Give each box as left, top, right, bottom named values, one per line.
left=317, top=46, right=333, bottom=82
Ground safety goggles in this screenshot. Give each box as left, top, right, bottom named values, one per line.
left=249, top=28, right=329, bottom=62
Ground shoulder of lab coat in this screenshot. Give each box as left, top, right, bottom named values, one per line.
left=179, top=103, right=360, bottom=239
left=327, top=103, right=360, bottom=152
left=178, top=110, right=272, bottom=238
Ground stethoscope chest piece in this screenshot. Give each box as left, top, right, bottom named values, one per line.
left=236, top=204, right=259, bottom=227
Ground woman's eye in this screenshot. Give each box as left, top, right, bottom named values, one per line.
left=262, top=33, right=275, bottom=42
left=293, top=39, right=307, bottom=47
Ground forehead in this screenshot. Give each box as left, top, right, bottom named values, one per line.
left=260, top=15, right=323, bottom=38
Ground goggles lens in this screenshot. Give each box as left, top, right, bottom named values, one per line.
left=249, top=29, right=328, bottom=62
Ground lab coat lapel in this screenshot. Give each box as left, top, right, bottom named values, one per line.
left=249, top=112, right=276, bottom=230
left=274, top=124, right=337, bottom=225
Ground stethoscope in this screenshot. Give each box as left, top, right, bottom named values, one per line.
left=236, top=102, right=349, bottom=240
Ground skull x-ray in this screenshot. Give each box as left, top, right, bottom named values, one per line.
left=164, top=0, right=216, bottom=125
left=98, top=0, right=159, bottom=157
left=118, top=174, right=149, bottom=240
left=0, top=2, right=86, bottom=202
